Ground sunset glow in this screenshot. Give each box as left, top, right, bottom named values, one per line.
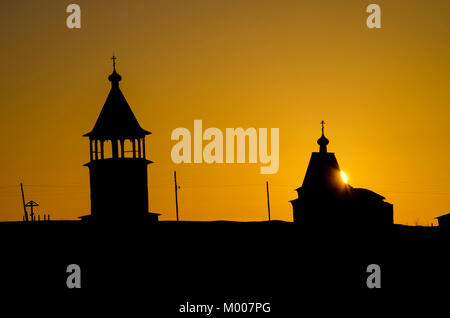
left=0, top=1, right=449, bottom=227
left=340, top=171, right=348, bottom=184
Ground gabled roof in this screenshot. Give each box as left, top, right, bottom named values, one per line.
left=83, top=69, right=150, bottom=140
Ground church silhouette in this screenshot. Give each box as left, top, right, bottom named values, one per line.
left=290, top=122, right=393, bottom=231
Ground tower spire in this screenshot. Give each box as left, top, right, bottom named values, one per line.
left=108, top=55, right=122, bottom=86
left=317, top=120, right=329, bottom=153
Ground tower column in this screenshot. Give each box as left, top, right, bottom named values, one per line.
left=120, top=139, right=125, bottom=158
left=94, top=139, right=98, bottom=160
left=89, top=139, right=93, bottom=161
left=142, top=137, right=146, bottom=159
left=138, top=138, right=142, bottom=158
left=132, top=139, right=136, bottom=158
left=100, top=140, right=104, bottom=159
left=112, top=139, right=119, bottom=158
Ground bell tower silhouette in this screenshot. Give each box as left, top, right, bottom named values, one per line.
left=82, top=56, right=158, bottom=222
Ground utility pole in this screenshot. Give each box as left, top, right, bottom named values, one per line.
left=266, top=181, right=271, bottom=222
left=174, top=171, right=179, bottom=222
left=20, top=183, right=29, bottom=222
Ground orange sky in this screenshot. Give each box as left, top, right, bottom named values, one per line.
left=0, top=0, right=449, bottom=225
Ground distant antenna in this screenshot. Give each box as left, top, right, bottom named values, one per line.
left=174, top=171, right=180, bottom=222
left=266, top=181, right=271, bottom=222
left=20, top=183, right=29, bottom=222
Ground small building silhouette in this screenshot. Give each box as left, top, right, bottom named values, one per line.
left=80, top=57, right=159, bottom=223
left=290, top=122, right=393, bottom=230
left=435, top=213, right=450, bottom=231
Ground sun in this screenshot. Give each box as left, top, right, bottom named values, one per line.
left=340, top=171, right=348, bottom=184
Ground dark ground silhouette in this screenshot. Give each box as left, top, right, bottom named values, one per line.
left=0, top=220, right=447, bottom=313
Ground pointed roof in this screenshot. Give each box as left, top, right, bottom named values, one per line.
left=294, top=123, right=388, bottom=204
left=301, top=152, right=342, bottom=192
left=84, top=57, right=151, bottom=140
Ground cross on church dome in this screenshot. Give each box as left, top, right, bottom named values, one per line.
left=317, top=120, right=329, bottom=153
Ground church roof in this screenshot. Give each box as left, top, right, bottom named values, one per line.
left=84, top=57, right=150, bottom=140
left=435, top=213, right=450, bottom=220
left=352, top=188, right=385, bottom=201
left=296, top=122, right=387, bottom=203
left=301, top=152, right=341, bottom=191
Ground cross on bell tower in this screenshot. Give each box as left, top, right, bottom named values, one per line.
left=111, top=55, right=117, bottom=70
left=82, top=57, right=159, bottom=223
